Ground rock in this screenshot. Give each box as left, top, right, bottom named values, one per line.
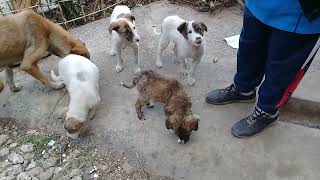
left=0, top=135, right=8, bottom=146
left=0, top=148, right=9, bottom=157
left=69, top=169, right=82, bottom=178
left=122, top=162, right=134, bottom=174
left=54, top=167, right=62, bottom=174
left=71, top=176, right=82, bottom=180
left=47, top=140, right=55, bottom=147
left=8, top=143, right=17, bottom=149
left=0, top=126, right=4, bottom=134
left=0, top=175, right=15, bottom=180
left=42, top=157, right=58, bottom=169
left=38, top=170, right=54, bottom=180
left=24, top=153, right=35, bottom=160
left=27, top=167, right=44, bottom=177
left=0, top=161, right=11, bottom=173
left=17, top=172, right=30, bottom=180
left=12, top=132, right=17, bottom=136
left=8, top=152, right=24, bottom=164
left=5, top=164, right=23, bottom=176
left=20, top=144, right=33, bottom=153
left=31, top=177, right=39, bottom=180
left=26, top=160, right=37, bottom=171
left=22, top=160, right=30, bottom=169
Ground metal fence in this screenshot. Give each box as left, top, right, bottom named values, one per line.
left=0, top=0, right=124, bottom=29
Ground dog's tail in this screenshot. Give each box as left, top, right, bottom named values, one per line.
left=153, top=26, right=161, bottom=35
left=120, top=77, right=139, bottom=89
left=50, top=70, right=62, bottom=82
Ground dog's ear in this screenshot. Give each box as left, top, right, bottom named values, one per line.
left=199, top=22, right=207, bottom=32
left=189, top=114, right=200, bottom=131
left=177, top=22, right=188, bottom=34
left=164, top=104, right=175, bottom=115
left=109, top=22, right=120, bottom=34
left=166, top=118, right=175, bottom=130
left=70, top=44, right=90, bottom=59
left=123, top=14, right=135, bottom=23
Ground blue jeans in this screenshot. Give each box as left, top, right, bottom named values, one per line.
left=234, top=8, right=320, bottom=114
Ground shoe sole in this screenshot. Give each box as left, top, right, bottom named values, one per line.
left=206, top=97, right=256, bottom=105
left=231, top=118, right=279, bottom=139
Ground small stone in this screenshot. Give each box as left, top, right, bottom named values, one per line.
left=42, top=157, right=58, bottom=169
left=31, top=177, right=40, bottom=180
left=27, top=167, right=44, bottom=177
left=47, top=140, right=55, bottom=147
left=5, top=164, right=23, bottom=176
left=9, top=143, right=17, bottom=149
left=24, top=153, right=35, bottom=160
left=54, top=167, right=62, bottom=174
left=0, top=147, right=9, bottom=157
left=26, top=160, right=37, bottom=171
left=17, top=172, right=30, bottom=180
left=93, top=173, right=98, bottom=178
left=8, top=152, right=24, bottom=164
left=12, top=132, right=18, bottom=136
left=69, top=169, right=82, bottom=177
left=122, top=162, right=134, bottom=174
left=0, top=134, right=8, bottom=146
left=20, top=144, right=33, bottom=153
left=38, top=170, right=54, bottom=180
left=98, top=164, right=108, bottom=171
left=0, top=160, right=11, bottom=173
left=71, top=176, right=82, bottom=180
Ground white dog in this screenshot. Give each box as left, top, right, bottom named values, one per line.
left=51, top=54, right=100, bottom=139
left=109, top=5, right=141, bottom=75
left=155, top=16, right=207, bottom=86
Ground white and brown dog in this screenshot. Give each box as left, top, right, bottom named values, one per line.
left=109, top=5, right=141, bottom=75
left=155, top=16, right=207, bottom=86
left=51, top=54, right=100, bottom=139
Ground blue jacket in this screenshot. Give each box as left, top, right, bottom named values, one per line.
left=246, top=0, right=320, bottom=34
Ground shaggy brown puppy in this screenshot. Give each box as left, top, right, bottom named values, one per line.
left=0, top=10, right=90, bottom=92
left=121, top=70, right=200, bottom=143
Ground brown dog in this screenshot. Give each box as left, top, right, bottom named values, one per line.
left=121, top=70, right=200, bottom=143
left=0, top=10, right=90, bottom=92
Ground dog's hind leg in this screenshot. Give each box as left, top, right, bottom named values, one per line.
left=5, top=66, right=22, bottom=92
left=156, top=36, right=170, bottom=68
left=135, top=97, right=148, bottom=120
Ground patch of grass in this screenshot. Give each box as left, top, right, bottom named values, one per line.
left=18, top=133, right=57, bottom=159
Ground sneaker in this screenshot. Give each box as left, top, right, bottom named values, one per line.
left=206, top=84, right=256, bottom=105
left=231, top=107, right=279, bottom=138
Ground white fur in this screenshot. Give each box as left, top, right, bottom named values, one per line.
left=110, top=5, right=140, bottom=75
left=51, top=54, right=100, bottom=139
left=156, top=15, right=205, bottom=86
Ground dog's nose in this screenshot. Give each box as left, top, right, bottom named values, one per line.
left=136, top=38, right=140, bottom=42
left=196, top=37, right=202, bottom=42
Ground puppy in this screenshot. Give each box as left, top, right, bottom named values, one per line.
left=121, top=70, right=200, bottom=143
left=51, top=54, right=100, bottom=139
left=155, top=15, right=207, bottom=86
left=109, top=5, right=141, bottom=75
left=0, top=10, right=90, bottom=92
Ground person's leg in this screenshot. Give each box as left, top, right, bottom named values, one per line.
left=206, top=7, right=270, bottom=104
left=232, top=29, right=320, bottom=138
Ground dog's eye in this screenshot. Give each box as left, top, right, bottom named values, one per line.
left=188, top=30, right=192, bottom=34
left=134, top=26, right=136, bottom=29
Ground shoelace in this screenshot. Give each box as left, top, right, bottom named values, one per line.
left=220, top=84, right=236, bottom=95
left=246, top=108, right=267, bottom=125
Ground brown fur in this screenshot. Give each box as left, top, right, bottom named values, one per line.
left=0, top=10, right=90, bottom=91
left=109, top=15, right=135, bottom=42
left=121, top=70, right=199, bottom=143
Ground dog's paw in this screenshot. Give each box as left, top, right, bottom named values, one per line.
left=180, top=70, right=188, bottom=76
left=133, top=67, right=141, bottom=75
left=10, top=84, right=22, bottom=92
left=116, top=64, right=124, bottom=73
left=156, top=60, right=163, bottom=68
left=51, top=81, right=65, bottom=90
left=138, top=114, right=146, bottom=120
left=187, top=77, right=196, bottom=86
left=110, top=49, right=116, bottom=56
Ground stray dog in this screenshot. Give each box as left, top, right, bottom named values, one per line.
left=121, top=70, right=200, bottom=143
left=155, top=15, right=207, bottom=86
left=0, top=10, right=90, bottom=92
left=51, top=54, right=100, bottom=139
left=109, top=5, right=141, bottom=75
